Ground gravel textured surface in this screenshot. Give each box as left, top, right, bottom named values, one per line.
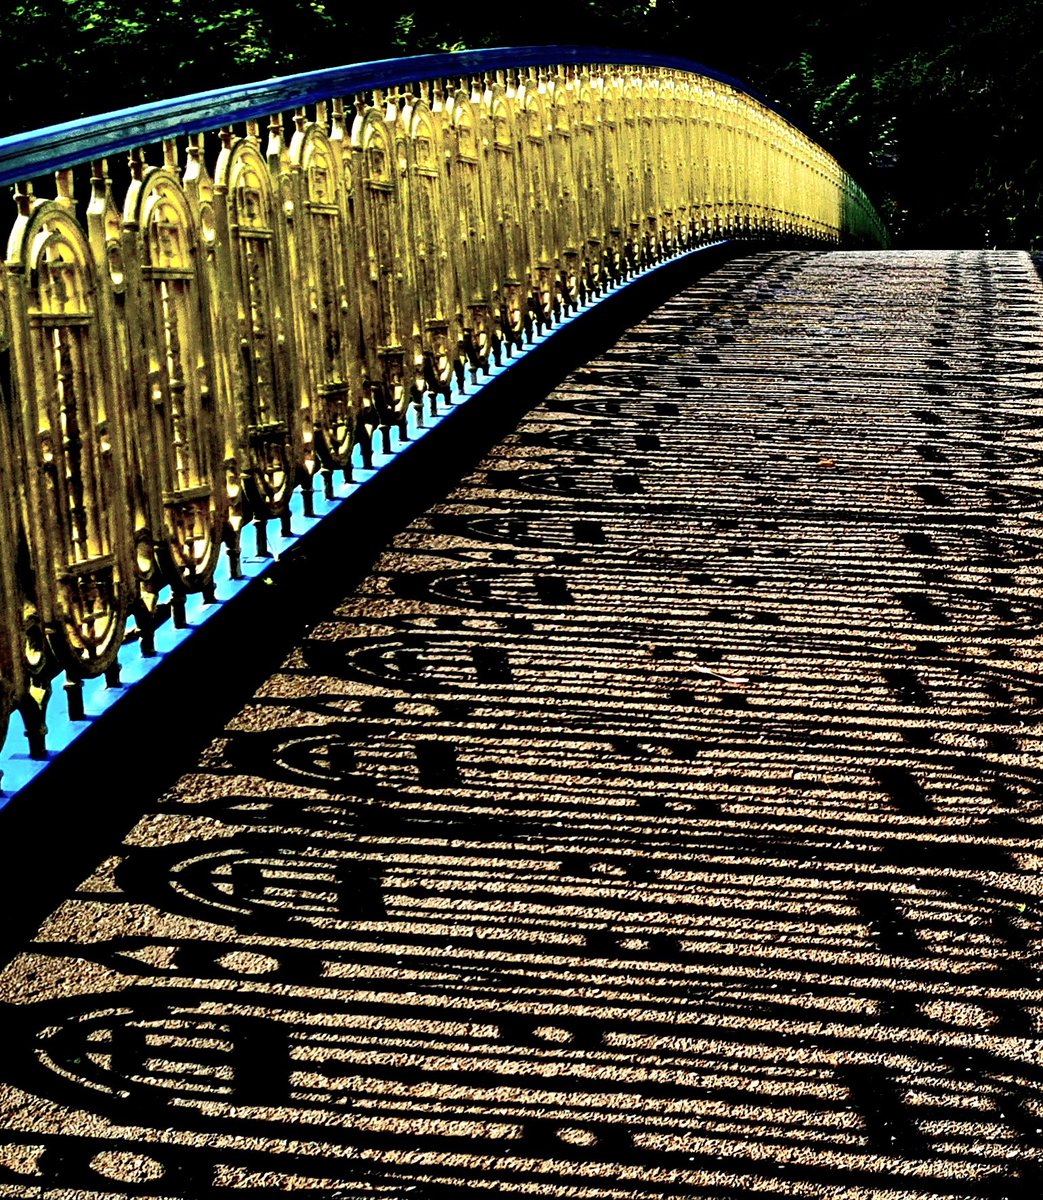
left=2, top=249, right=1043, bottom=1198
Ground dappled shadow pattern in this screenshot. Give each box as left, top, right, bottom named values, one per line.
left=2, top=250, right=1043, bottom=1198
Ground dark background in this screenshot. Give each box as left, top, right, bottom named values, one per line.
left=2, top=0, right=1040, bottom=248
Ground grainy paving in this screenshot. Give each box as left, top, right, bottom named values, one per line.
left=3, top=249, right=1043, bottom=1199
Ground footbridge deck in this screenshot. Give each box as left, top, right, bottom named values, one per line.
left=2, top=248, right=1043, bottom=1197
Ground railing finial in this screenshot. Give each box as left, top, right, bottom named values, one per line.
left=54, top=167, right=74, bottom=207
left=331, top=96, right=347, bottom=140
left=13, top=179, right=33, bottom=217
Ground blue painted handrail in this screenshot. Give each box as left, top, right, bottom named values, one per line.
left=0, top=45, right=781, bottom=189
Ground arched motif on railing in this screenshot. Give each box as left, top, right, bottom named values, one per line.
left=0, top=46, right=888, bottom=769
left=85, top=155, right=164, bottom=651
left=549, top=70, right=580, bottom=314
left=403, top=90, right=455, bottom=404
left=123, top=149, right=225, bottom=614
left=617, top=73, right=641, bottom=266
left=5, top=188, right=131, bottom=722
left=485, top=78, right=528, bottom=352
left=600, top=73, right=625, bottom=280
left=516, top=73, right=555, bottom=332
left=447, top=84, right=493, bottom=378
left=214, top=125, right=295, bottom=551
left=654, top=73, right=676, bottom=253
left=0, top=271, right=24, bottom=754
left=352, top=97, right=410, bottom=448
left=572, top=72, right=602, bottom=299
left=181, top=132, right=246, bottom=583
left=288, top=106, right=358, bottom=501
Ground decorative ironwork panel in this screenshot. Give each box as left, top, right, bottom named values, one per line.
left=573, top=72, right=604, bottom=295
left=548, top=72, right=580, bottom=312
left=5, top=195, right=130, bottom=680
left=214, top=128, right=294, bottom=528
left=619, top=74, right=643, bottom=267
left=124, top=158, right=224, bottom=597
left=403, top=92, right=455, bottom=400
left=516, top=75, right=555, bottom=328
left=0, top=267, right=26, bottom=750
left=485, top=80, right=528, bottom=349
left=446, top=85, right=494, bottom=373
left=182, top=132, right=246, bottom=579
left=352, top=100, right=410, bottom=434
left=600, top=72, right=626, bottom=279
left=84, top=155, right=164, bottom=644
left=658, top=72, right=683, bottom=250
left=288, top=111, right=360, bottom=493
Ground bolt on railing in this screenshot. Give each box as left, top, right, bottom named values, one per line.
left=0, top=46, right=887, bottom=771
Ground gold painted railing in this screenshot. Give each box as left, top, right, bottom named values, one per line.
left=0, top=49, right=886, bottom=769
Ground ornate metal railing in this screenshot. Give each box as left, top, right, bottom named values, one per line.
left=0, top=46, right=886, bottom=778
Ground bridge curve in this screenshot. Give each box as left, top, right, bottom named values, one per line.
left=0, top=48, right=883, bottom=787
left=1, top=248, right=1042, bottom=1195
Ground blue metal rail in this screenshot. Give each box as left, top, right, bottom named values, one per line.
left=0, top=44, right=780, bottom=187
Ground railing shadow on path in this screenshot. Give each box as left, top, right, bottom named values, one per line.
left=1, top=248, right=1042, bottom=1198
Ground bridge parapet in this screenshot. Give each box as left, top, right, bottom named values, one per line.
left=0, top=46, right=886, bottom=775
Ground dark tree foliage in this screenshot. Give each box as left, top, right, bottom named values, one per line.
left=1, top=0, right=1040, bottom=248
left=745, top=1, right=1043, bottom=248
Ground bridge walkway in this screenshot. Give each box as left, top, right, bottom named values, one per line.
left=2, top=249, right=1043, bottom=1197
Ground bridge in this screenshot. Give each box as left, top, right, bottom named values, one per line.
left=0, top=46, right=1041, bottom=1199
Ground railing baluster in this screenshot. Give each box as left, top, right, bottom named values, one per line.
left=6, top=166, right=131, bottom=737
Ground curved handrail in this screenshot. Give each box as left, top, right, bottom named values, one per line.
left=0, top=46, right=783, bottom=188
left=0, top=47, right=887, bottom=789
